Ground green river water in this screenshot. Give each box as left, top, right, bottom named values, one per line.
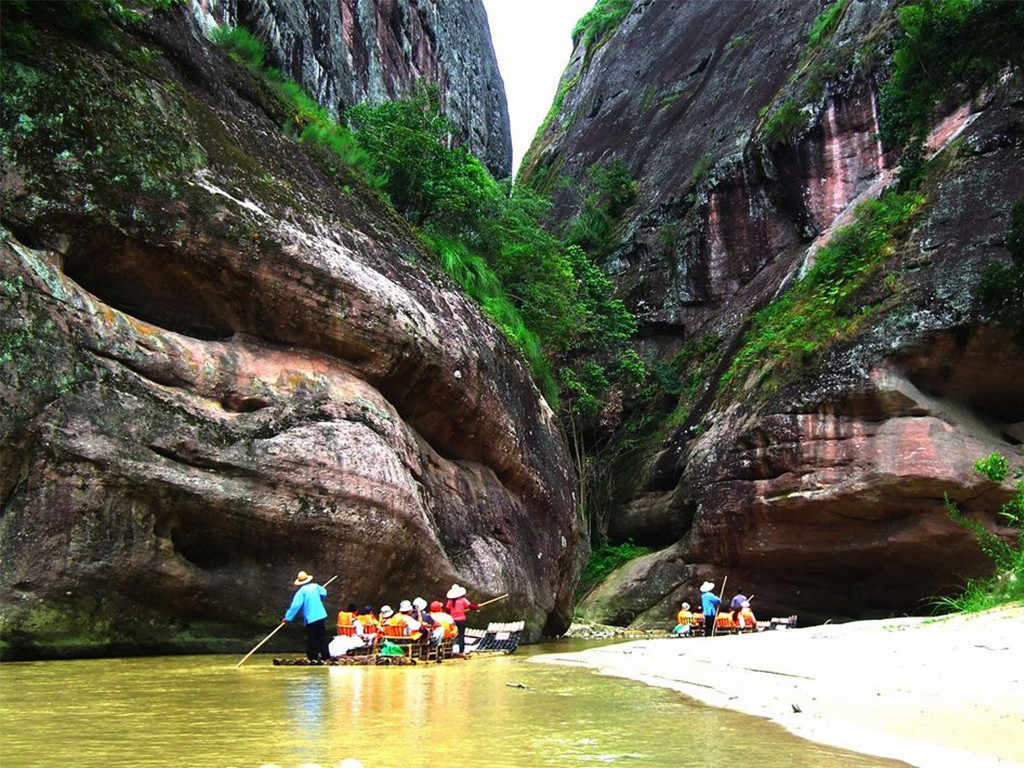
left=0, top=641, right=905, bottom=768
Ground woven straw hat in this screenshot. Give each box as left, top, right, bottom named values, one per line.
left=294, top=571, right=313, bottom=586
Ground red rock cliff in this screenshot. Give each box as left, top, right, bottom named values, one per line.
left=521, top=0, right=1024, bottom=624
left=0, top=5, right=577, bottom=658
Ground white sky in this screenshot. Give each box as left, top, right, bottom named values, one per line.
left=482, top=0, right=596, bottom=175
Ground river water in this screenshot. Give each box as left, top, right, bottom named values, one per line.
left=0, top=640, right=904, bottom=768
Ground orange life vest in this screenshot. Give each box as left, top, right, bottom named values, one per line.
left=337, top=611, right=356, bottom=633
left=430, top=611, right=457, bottom=639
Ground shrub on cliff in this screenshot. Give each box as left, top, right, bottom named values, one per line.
left=938, top=453, right=1024, bottom=612
left=572, top=0, right=633, bottom=49
left=978, top=196, right=1024, bottom=327
left=879, top=0, right=1024, bottom=149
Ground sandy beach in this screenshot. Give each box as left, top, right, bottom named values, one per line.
left=535, top=607, right=1024, bottom=768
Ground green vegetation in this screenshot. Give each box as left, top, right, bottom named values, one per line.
left=213, top=27, right=379, bottom=184
left=1, top=0, right=179, bottom=54
left=807, top=0, right=850, bottom=48
left=579, top=539, right=651, bottom=594
left=761, top=99, right=803, bottom=145
left=345, top=88, right=635, bottom=403
left=572, top=0, right=633, bottom=49
left=565, top=160, right=637, bottom=257
left=936, top=454, right=1024, bottom=612
left=723, top=190, right=924, bottom=392
left=979, top=196, right=1024, bottom=327
left=690, top=152, right=714, bottom=185
left=879, top=0, right=1024, bottom=149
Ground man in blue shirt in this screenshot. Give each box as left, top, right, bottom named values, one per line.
left=284, top=570, right=331, bottom=661
left=699, top=581, right=722, bottom=637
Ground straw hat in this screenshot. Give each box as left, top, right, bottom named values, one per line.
left=447, top=584, right=467, bottom=599
left=379, top=605, right=394, bottom=618
left=398, top=600, right=414, bottom=613
left=294, top=571, right=313, bottom=586
left=412, top=597, right=427, bottom=610
left=699, top=581, right=715, bottom=593
left=681, top=602, right=690, bottom=610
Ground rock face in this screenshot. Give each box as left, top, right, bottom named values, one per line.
left=521, top=0, right=1024, bottom=624
left=0, top=6, right=578, bottom=659
left=194, top=0, right=513, bottom=178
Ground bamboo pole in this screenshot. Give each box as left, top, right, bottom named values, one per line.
left=711, top=575, right=728, bottom=637
left=476, top=593, right=509, bottom=608
left=235, top=574, right=338, bottom=668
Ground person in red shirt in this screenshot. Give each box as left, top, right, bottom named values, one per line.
left=444, top=584, right=479, bottom=654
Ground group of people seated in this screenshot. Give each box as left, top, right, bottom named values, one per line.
left=328, top=584, right=479, bottom=658
left=672, top=584, right=758, bottom=637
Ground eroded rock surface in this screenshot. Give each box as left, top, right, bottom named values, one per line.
left=523, top=0, right=1024, bottom=624
left=0, top=7, right=577, bottom=658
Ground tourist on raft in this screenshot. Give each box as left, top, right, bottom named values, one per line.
left=445, top=584, right=479, bottom=653
left=699, top=581, right=722, bottom=637
left=283, top=570, right=331, bottom=662
left=390, top=600, right=424, bottom=639
left=730, top=588, right=748, bottom=624
left=737, top=600, right=757, bottom=631
left=410, top=597, right=440, bottom=643
left=673, top=601, right=693, bottom=636
left=329, top=602, right=368, bottom=657
left=429, top=600, right=457, bottom=644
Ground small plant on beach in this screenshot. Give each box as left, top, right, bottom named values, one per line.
left=935, top=453, right=1024, bottom=612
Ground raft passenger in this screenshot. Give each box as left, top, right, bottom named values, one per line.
left=730, top=588, right=748, bottom=624
left=429, top=600, right=457, bottom=644
left=673, top=602, right=693, bottom=636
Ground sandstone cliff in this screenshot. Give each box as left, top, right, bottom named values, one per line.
left=522, top=0, right=1024, bottom=624
left=194, top=0, right=512, bottom=177
left=0, top=4, right=577, bottom=658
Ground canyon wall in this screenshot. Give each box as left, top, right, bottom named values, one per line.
left=522, top=0, right=1024, bottom=624
left=0, top=4, right=576, bottom=658
left=194, top=0, right=513, bottom=177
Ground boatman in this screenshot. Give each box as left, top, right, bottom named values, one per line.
left=444, top=584, right=479, bottom=654
left=283, top=570, right=331, bottom=662
left=699, top=581, right=722, bottom=637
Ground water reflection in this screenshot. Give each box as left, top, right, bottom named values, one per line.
left=0, top=645, right=907, bottom=768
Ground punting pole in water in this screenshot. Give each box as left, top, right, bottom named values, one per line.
left=235, top=574, right=339, bottom=668
left=476, top=593, right=509, bottom=608
left=711, top=575, right=728, bottom=638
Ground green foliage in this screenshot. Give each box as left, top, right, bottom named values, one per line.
left=535, top=71, right=580, bottom=138
left=808, top=0, right=850, bottom=48
left=213, top=26, right=378, bottom=183
left=724, top=191, right=924, bottom=391
left=878, top=0, right=1024, bottom=149
left=345, top=90, right=636, bottom=402
left=975, top=453, right=1010, bottom=483
left=938, top=455, right=1024, bottom=612
left=572, top=0, right=633, bottom=49
left=690, top=152, right=714, bottom=185
left=978, top=196, right=1024, bottom=326
left=565, top=160, right=637, bottom=256
left=579, top=539, right=651, bottom=593
left=617, top=349, right=647, bottom=389
left=0, top=0, right=181, bottom=54
left=762, top=99, right=803, bottom=145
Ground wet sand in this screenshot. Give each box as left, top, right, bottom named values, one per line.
left=535, top=606, right=1024, bottom=768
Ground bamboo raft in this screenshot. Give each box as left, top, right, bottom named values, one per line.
left=272, top=620, right=525, bottom=666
